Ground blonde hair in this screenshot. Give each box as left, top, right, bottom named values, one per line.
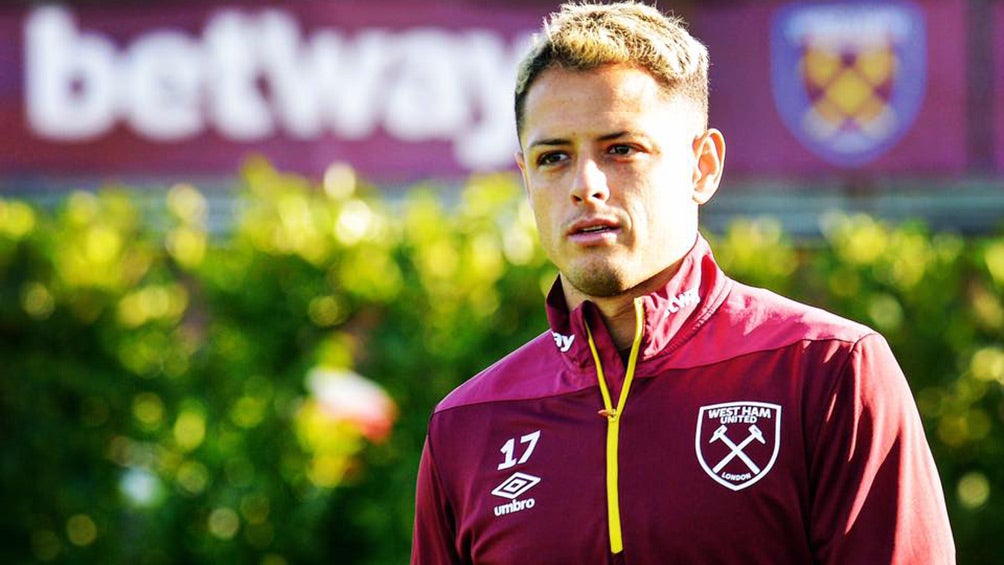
left=514, top=1, right=709, bottom=134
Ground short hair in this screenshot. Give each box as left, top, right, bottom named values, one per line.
left=514, top=1, right=710, bottom=136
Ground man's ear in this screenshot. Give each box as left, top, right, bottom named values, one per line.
left=691, top=128, right=726, bottom=205
left=515, top=150, right=531, bottom=197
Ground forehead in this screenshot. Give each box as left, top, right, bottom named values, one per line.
left=520, top=65, right=695, bottom=143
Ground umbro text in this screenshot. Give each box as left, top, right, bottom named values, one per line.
left=493, top=497, right=536, bottom=516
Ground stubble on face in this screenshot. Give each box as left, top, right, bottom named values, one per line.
left=559, top=233, right=688, bottom=301
left=520, top=65, right=705, bottom=306
left=563, top=257, right=631, bottom=298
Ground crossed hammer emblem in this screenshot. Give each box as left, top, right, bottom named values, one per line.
left=709, top=424, right=766, bottom=474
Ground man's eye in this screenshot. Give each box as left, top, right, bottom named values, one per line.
left=608, top=144, right=635, bottom=156
left=537, top=152, right=567, bottom=166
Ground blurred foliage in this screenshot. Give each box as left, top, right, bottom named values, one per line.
left=1, top=163, right=1002, bottom=564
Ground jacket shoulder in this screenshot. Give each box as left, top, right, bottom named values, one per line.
left=675, top=280, right=879, bottom=369
left=726, top=282, right=875, bottom=344
left=435, top=332, right=574, bottom=413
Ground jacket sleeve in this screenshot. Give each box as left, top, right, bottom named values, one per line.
left=411, top=435, right=462, bottom=565
left=808, top=333, right=956, bottom=564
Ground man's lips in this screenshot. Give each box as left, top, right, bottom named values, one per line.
left=567, top=218, right=621, bottom=244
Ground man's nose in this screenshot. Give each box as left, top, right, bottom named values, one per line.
left=570, top=157, right=610, bottom=203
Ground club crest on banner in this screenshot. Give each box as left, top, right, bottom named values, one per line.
left=770, top=2, right=926, bottom=167
left=695, top=401, right=781, bottom=491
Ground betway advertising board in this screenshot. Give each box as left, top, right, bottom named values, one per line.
left=995, top=2, right=1003, bottom=174
left=0, top=1, right=971, bottom=184
left=1, top=1, right=538, bottom=182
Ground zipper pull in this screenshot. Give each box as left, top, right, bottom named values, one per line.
left=598, top=408, right=617, bottom=420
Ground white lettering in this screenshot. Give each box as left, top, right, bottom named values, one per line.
left=312, top=30, right=396, bottom=139
left=666, top=289, right=700, bottom=315
left=720, top=415, right=758, bottom=424
left=742, top=406, right=773, bottom=419
left=203, top=11, right=274, bottom=140
left=493, top=497, right=536, bottom=516
left=707, top=407, right=738, bottom=419
left=497, top=429, right=542, bottom=470
left=385, top=28, right=467, bottom=140
left=517, top=430, right=540, bottom=465
left=25, top=7, right=116, bottom=139
left=551, top=332, right=575, bottom=353
left=707, top=404, right=774, bottom=424
left=453, top=31, right=532, bottom=169
left=23, top=6, right=529, bottom=170
left=123, top=31, right=204, bottom=140
left=256, top=10, right=322, bottom=139
left=255, top=11, right=393, bottom=140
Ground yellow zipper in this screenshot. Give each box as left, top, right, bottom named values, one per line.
left=584, top=297, right=645, bottom=555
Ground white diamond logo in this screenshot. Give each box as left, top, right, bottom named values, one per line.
left=491, top=472, right=541, bottom=499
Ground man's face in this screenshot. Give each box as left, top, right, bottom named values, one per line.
left=517, top=64, right=721, bottom=299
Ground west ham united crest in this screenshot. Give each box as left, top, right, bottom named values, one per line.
left=695, top=402, right=781, bottom=491
left=770, top=2, right=926, bottom=167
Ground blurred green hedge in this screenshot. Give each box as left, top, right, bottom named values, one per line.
left=1, top=162, right=1002, bottom=564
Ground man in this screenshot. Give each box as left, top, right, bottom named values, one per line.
left=411, top=2, right=955, bottom=563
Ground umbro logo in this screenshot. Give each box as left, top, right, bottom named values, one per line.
left=491, top=472, right=540, bottom=499
left=492, top=472, right=540, bottom=516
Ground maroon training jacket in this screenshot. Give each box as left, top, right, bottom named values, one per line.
left=412, top=236, right=955, bottom=564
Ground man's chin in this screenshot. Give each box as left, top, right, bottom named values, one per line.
left=563, top=269, right=630, bottom=299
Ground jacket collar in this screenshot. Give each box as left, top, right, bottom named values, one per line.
left=544, top=235, right=732, bottom=371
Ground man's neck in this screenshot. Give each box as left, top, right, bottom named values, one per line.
left=561, top=262, right=681, bottom=351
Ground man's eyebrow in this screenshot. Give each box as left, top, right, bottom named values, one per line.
left=598, top=131, right=632, bottom=141
left=526, top=131, right=636, bottom=149
left=526, top=137, right=569, bottom=149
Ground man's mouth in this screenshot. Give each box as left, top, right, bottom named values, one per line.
left=568, top=218, right=620, bottom=243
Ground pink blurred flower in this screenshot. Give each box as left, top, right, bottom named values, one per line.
left=306, top=368, right=397, bottom=443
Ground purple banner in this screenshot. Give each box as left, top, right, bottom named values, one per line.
left=0, top=1, right=541, bottom=183
left=995, top=3, right=1004, bottom=173
left=0, top=0, right=975, bottom=185
left=695, top=0, right=967, bottom=177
